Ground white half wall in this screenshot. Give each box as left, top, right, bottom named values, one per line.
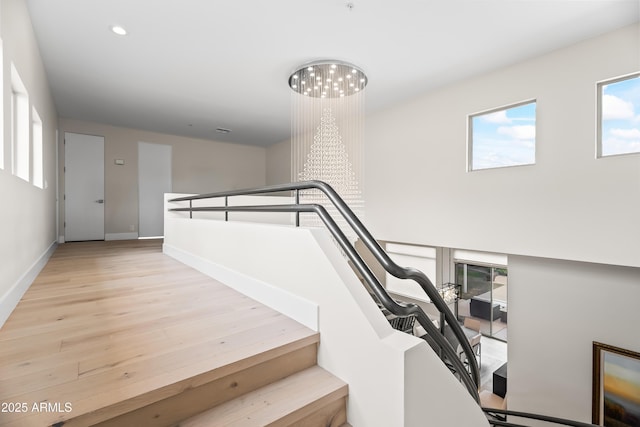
left=164, top=194, right=489, bottom=427
left=508, top=255, right=640, bottom=423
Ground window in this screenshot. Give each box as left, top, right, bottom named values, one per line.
left=32, top=107, right=43, bottom=188
left=11, top=64, right=30, bottom=182
left=468, top=100, right=536, bottom=171
left=455, top=262, right=508, bottom=341
left=598, top=73, right=640, bottom=157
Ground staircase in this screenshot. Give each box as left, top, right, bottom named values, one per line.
left=90, top=332, right=349, bottom=427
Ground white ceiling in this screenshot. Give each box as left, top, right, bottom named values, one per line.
left=26, top=0, right=640, bottom=147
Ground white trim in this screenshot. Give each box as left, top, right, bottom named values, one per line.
left=453, top=249, right=508, bottom=267
left=386, top=242, right=436, bottom=258
left=58, top=235, right=65, bottom=244
left=163, top=243, right=319, bottom=331
left=0, top=241, right=57, bottom=328
left=105, top=232, right=139, bottom=241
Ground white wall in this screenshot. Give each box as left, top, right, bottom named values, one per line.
left=138, top=141, right=172, bottom=237
left=0, top=0, right=58, bottom=327
left=364, top=23, right=640, bottom=269
left=57, top=118, right=267, bottom=240
left=266, top=138, right=291, bottom=185
left=508, top=255, right=640, bottom=423
left=163, top=200, right=489, bottom=427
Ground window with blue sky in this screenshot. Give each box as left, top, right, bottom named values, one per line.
left=599, top=73, right=640, bottom=157
left=469, top=101, right=536, bottom=171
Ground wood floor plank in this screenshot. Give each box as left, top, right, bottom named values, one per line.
left=0, top=361, right=78, bottom=400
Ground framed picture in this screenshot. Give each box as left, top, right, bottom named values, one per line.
left=593, top=342, right=640, bottom=426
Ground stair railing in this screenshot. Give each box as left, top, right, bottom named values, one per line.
left=483, top=409, right=598, bottom=427
left=169, top=180, right=480, bottom=402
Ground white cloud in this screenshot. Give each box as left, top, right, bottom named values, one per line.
left=610, top=128, right=640, bottom=139
left=497, top=125, right=536, bottom=140
left=481, top=110, right=511, bottom=124
left=602, top=94, right=635, bottom=120
left=603, top=137, right=640, bottom=156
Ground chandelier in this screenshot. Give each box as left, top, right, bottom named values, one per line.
left=289, top=60, right=367, bottom=241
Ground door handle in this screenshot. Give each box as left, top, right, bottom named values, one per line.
left=95, top=199, right=104, bottom=204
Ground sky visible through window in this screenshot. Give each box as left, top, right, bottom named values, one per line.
left=601, top=75, right=640, bottom=156
left=471, top=101, right=536, bottom=170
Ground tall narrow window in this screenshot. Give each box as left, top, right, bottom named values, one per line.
left=598, top=73, right=640, bottom=157
left=32, top=107, right=43, bottom=188
left=11, top=64, right=30, bottom=182
left=468, top=100, right=536, bottom=171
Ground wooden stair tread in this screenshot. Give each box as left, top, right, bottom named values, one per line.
left=179, top=366, right=348, bottom=427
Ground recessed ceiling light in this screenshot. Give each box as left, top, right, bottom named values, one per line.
left=110, top=25, right=127, bottom=36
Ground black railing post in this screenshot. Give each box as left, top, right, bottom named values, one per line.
left=295, top=189, right=300, bottom=227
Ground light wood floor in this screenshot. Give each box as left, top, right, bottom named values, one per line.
left=0, top=239, right=316, bottom=426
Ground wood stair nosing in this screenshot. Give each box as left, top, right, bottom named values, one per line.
left=177, top=365, right=349, bottom=427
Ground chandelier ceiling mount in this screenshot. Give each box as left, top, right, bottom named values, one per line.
left=288, top=60, right=368, bottom=99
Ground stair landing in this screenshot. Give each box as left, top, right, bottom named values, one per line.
left=0, top=240, right=339, bottom=426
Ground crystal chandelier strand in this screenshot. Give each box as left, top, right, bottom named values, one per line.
left=290, top=60, right=366, bottom=241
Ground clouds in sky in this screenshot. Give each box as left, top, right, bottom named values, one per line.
left=601, top=76, right=640, bottom=156
left=602, top=94, right=635, bottom=120
left=472, top=102, right=536, bottom=170
left=482, top=110, right=511, bottom=124
left=610, top=128, right=640, bottom=139
left=497, top=124, right=536, bottom=141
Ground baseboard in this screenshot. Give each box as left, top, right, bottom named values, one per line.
left=163, top=243, right=318, bottom=331
left=105, top=232, right=139, bottom=241
left=0, top=241, right=57, bottom=328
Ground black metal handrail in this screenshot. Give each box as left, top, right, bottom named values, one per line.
left=483, top=408, right=597, bottom=427
left=169, top=180, right=480, bottom=401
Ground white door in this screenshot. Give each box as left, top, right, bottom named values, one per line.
left=65, top=132, right=105, bottom=241
left=138, top=141, right=172, bottom=238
